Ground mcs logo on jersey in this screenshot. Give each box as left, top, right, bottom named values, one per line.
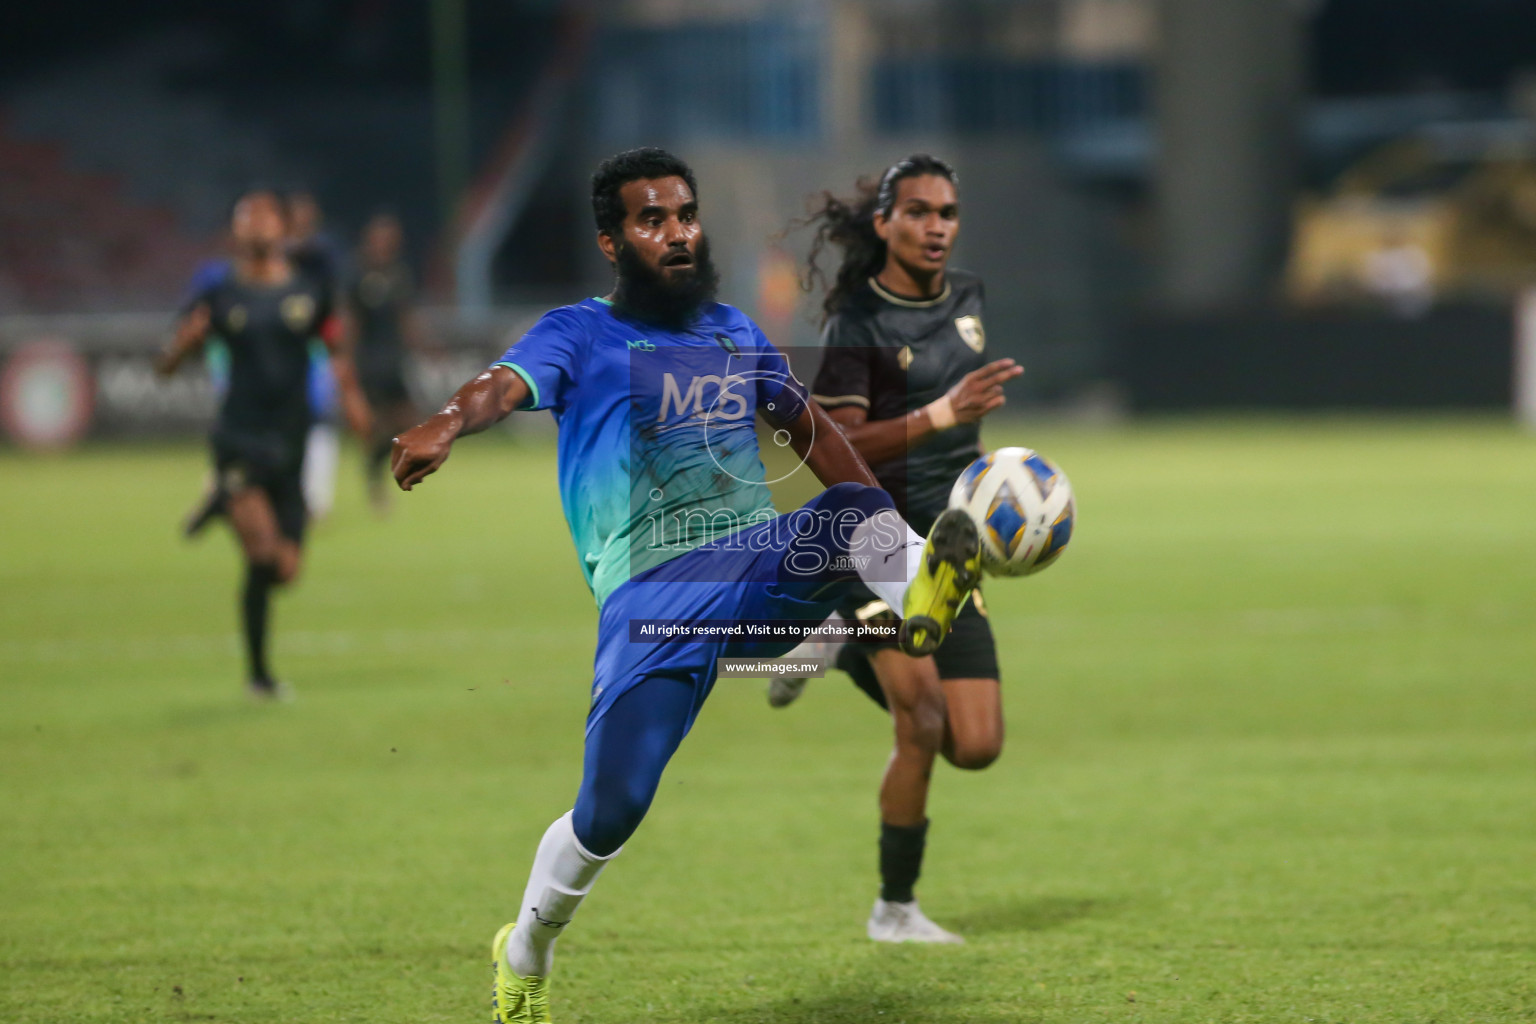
left=658, top=372, right=750, bottom=422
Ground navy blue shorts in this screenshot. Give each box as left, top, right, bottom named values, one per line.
left=587, top=482, right=896, bottom=734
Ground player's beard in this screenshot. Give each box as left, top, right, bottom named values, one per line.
left=612, top=235, right=720, bottom=330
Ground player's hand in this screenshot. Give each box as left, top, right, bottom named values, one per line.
left=948, top=358, right=1023, bottom=424
left=392, top=414, right=458, bottom=491
left=344, top=395, right=374, bottom=441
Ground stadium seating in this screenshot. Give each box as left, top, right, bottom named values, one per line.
left=0, top=117, right=215, bottom=313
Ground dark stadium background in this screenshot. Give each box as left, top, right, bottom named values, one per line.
left=4, top=0, right=1536, bottom=436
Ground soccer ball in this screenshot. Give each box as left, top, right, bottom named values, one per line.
left=949, top=447, right=1075, bottom=577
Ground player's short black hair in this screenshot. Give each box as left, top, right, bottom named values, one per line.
left=591, top=147, right=699, bottom=237
left=799, top=153, right=959, bottom=320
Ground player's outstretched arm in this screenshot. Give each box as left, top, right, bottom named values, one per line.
left=783, top=401, right=882, bottom=490
left=829, top=358, right=1022, bottom=465
left=155, top=304, right=213, bottom=378
left=391, top=365, right=529, bottom=491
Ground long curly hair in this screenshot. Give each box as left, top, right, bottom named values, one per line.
left=798, top=153, right=958, bottom=321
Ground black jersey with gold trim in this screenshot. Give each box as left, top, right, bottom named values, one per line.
left=812, top=269, right=989, bottom=533
left=191, top=270, right=333, bottom=444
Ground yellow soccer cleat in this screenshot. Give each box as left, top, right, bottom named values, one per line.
left=898, top=508, right=982, bottom=657
left=491, top=923, right=553, bottom=1024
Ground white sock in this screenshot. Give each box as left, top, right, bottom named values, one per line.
left=302, top=423, right=339, bottom=520
left=505, top=811, right=617, bottom=978
left=849, top=509, right=925, bottom=613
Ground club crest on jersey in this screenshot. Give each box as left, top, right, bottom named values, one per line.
left=714, top=333, right=740, bottom=358
left=898, top=345, right=913, bottom=371
left=955, top=315, right=985, bottom=353
left=227, top=305, right=248, bottom=332
left=281, top=294, right=317, bottom=331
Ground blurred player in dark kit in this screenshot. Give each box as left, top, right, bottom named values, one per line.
left=178, top=188, right=347, bottom=533
left=285, top=190, right=346, bottom=290
left=158, top=189, right=372, bottom=698
left=346, top=211, right=430, bottom=510
left=780, top=154, right=1024, bottom=943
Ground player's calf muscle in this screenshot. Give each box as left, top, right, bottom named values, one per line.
left=890, top=694, right=945, bottom=753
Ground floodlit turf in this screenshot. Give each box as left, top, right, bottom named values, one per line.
left=2, top=417, right=1534, bottom=1023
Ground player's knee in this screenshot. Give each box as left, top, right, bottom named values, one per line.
left=580, top=805, right=646, bottom=859
left=946, top=736, right=1003, bottom=771
left=822, top=481, right=894, bottom=520
left=946, top=715, right=1004, bottom=770
left=575, top=777, right=657, bottom=857
left=274, top=547, right=301, bottom=585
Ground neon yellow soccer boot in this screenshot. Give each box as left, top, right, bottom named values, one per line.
left=898, top=507, right=982, bottom=657
left=491, top=923, right=553, bottom=1024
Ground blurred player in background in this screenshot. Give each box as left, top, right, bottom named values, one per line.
left=781, top=155, right=1023, bottom=943
left=346, top=211, right=430, bottom=511
left=287, top=190, right=346, bottom=521
left=286, top=190, right=346, bottom=286
left=180, top=189, right=347, bottom=532
left=389, top=147, right=983, bottom=1023
left=157, top=189, right=372, bottom=698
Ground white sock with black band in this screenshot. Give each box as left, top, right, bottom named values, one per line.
left=505, top=811, right=618, bottom=978
left=849, top=508, right=925, bottom=613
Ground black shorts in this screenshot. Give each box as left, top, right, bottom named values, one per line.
left=211, top=430, right=307, bottom=544
left=834, top=587, right=999, bottom=710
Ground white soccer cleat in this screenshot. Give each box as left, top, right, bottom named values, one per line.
left=867, top=899, right=965, bottom=944
left=247, top=678, right=295, bottom=703
left=767, top=673, right=811, bottom=708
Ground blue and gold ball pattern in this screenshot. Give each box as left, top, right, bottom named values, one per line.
left=949, top=446, right=1076, bottom=577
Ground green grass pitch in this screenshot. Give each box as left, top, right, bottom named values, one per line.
left=2, top=418, right=1533, bottom=1023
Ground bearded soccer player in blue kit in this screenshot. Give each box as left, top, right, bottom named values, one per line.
left=391, top=148, right=982, bottom=1023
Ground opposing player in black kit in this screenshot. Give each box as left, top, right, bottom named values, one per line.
left=346, top=211, right=430, bottom=510
left=781, top=155, right=1023, bottom=942
left=158, top=189, right=372, bottom=697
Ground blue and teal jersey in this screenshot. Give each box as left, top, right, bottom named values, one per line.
left=495, top=297, right=809, bottom=608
